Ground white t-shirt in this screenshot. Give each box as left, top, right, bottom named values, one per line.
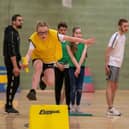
left=29, top=33, right=64, bottom=50
left=108, top=32, right=126, bottom=68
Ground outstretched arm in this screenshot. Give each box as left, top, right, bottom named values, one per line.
left=63, top=35, right=95, bottom=45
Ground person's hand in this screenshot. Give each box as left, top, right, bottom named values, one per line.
left=105, top=64, right=110, bottom=76
left=21, top=63, right=28, bottom=69
left=74, top=65, right=80, bottom=78
left=85, top=38, right=95, bottom=46
left=21, top=57, right=29, bottom=72
left=13, top=66, right=20, bottom=76
left=56, top=63, right=65, bottom=71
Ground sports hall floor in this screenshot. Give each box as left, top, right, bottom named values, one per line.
left=0, top=90, right=129, bottom=129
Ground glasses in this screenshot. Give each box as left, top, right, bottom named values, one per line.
left=37, top=31, right=48, bottom=35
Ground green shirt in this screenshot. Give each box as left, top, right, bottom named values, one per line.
left=68, top=42, right=86, bottom=67
left=58, top=41, right=70, bottom=64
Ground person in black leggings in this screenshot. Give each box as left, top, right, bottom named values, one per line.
left=3, top=14, right=23, bottom=113
left=55, top=22, right=70, bottom=110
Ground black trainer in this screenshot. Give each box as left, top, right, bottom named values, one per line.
left=39, top=80, right=46, bottom=90
left=39, top=73, right=46, bottom=90
left=26, top=89, right=37, bottom=100
left=5, top=105, right=19, bottom=113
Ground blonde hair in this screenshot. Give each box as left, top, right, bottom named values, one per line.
left=70, top=27, right=81, bottom=54
left=36, top=21, right=48, bottom=31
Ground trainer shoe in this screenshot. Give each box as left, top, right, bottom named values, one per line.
left=70, top=105, right=76, bottom=112
left=39, top=73, right=46, bottom=90
left=76, top=106, right=81, bottom=112
left=39, top=79, right=46, bottom=90
left=5, top=105, right=19, bottom=113
left=26, top=89, right=37, bottom=100
left=107, top=107, right=121, bottom=116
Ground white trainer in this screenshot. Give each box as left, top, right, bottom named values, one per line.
left=76, top=106, right=81, bottom=112
left=70, top=105, right=76, bottom=112
left=107, top=107, right=121, bottom=116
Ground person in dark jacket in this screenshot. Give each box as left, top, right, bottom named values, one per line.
left=3, top=14, right=23, bottom=113
left=54, top=22, right=70, bottom=110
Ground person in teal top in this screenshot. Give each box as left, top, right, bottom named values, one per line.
left=55, top=22, right=70, bottom=110
left=67, top=27, right=87, bottom=112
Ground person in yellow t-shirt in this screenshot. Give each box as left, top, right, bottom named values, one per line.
left=25, top=21, right=95, bottom=100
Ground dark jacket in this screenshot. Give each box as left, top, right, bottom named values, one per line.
left=3, top=25, right=21, bottom=61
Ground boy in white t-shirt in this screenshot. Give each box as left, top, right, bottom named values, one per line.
left=105, top=19, right=129, bottom=116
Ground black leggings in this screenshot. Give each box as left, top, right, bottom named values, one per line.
left=55, top=67, right=70, bottom=108
left=4, top=57, right=20, bottom=107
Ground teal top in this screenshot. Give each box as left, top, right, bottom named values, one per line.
left=58, top=41, right=70, bottom=64
left=67, top=42, right=86, bottom=67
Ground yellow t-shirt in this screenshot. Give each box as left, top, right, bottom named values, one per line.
left=29, top=29, right=62, bottom=63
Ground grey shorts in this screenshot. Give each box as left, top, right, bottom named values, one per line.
left=106, top=66, right=120, bottom=82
